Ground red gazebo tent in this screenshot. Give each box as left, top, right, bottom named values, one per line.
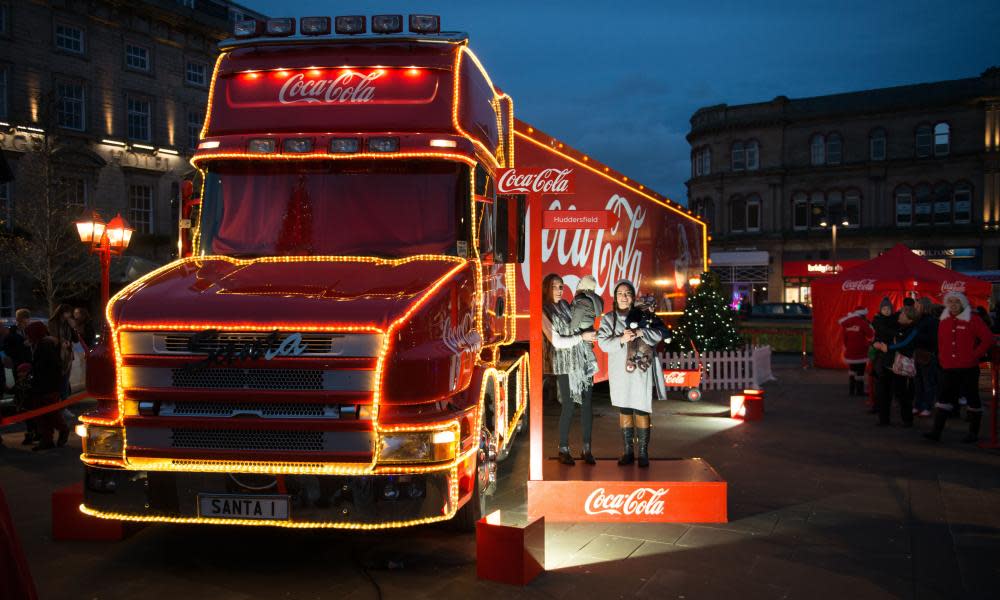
left=811, top=244, right=991, bottom=369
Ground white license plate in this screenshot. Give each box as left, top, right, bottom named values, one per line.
left=197, top=494, right=290, bottom=520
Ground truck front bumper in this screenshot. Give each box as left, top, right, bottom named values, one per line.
left=81, top=466, right=455, bottom=528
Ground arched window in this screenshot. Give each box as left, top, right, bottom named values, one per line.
left=792, top=192, right=808, bottom=230
left=730, top=195, right=746, bottom=232
left=746, top=195, right=761, bottom=231
left=933, top=182, right=953, bottom=224
left=895, top=186, right=912, bottom=227
left=914, top=183, right=932, bottom=225
left=934, top=123, right=950, bottom=156
left=809, top=191, right=826, bottom=228
left=826, top=133, right=842, bottom=165
left=870, top=128, right=886, bottom=161
left=827, top=190, right=844, bottom=224
left=697, top=197, right=716, bottom=230
left=844, top=189, right=861, bottom=227
left=810, top=135, right=825, bottom=165
left=692, top=150, right=700, bottom=178
left=745, top=140, right=759, bottom=170
left=953, top=182, right=972, bottom=224
left=915, top=125, right=933, bottom=157
left=731, top=141, right=746, bottom=171
left=702, top=147, right=711, bottom=176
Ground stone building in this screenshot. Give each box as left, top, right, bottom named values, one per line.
left=687, top=68, right=1000, bottom=308
left=0, top=0, right=265, bottom=318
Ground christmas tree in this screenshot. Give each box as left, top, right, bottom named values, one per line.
left=666, top=271, right=743, bottom=352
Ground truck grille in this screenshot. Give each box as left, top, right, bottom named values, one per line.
left=171, top=368, right=324, bottom=391
left=162, top=332, right=336, bottom=355
left=171, top=428, right=325, bottom=452
left=162, top=401, right=335, bottom=419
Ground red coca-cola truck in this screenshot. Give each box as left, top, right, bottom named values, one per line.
left=77, top=14, right=705, bottom=531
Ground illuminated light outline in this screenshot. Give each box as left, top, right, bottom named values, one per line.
left=515, top=129, right=710, bottom=274
left=95, top=254, right=470, bottom=476
left=199, top=53, right=226, bottom=139
left=78, top=462, right=460, bottom=530
left=191, top=151, right=477, bottom=168
left=451, top=45, right=503, bottom=170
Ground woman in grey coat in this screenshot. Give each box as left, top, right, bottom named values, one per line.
left=597, top=279, right=666, bottom=467
left=541, top=273, right=596, bottom=465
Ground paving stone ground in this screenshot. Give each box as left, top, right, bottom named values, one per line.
left=2, top=356, right=998, bottom=599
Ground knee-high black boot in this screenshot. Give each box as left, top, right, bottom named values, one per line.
left=962, top=412, right=982, bottom=444
left=924, top=408, right=948, bottom=441
left=636, top=428, right=650, bottom=468
left=617, top=427, right=634, bottom=466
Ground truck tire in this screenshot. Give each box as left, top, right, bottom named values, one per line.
left=450, top=426, right=496, bottom=532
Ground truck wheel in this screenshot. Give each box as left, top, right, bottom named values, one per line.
left=451, top=426, right=497, bottom=532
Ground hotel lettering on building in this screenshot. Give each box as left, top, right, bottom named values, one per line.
left=0, top=0, right=265, bottom=318
left=686, top=68, right=1000, bottom=306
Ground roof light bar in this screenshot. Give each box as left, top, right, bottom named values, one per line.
left=329, top=138, right=360, bottom=154
left=368, top=137, right=399, bottom=153
left=372, top=14, right=403, bottom=34
left=408, top=14, right=440, bottom=33
left=265, top=18, right=296, bottom=36
left=335, top=15, right=366, bottom=34
left=283, top=138, right=313, bottom=153
left=300, top=16, right=331, bottom=36
left=248, top=139, right=276, bottom=154
left=234, top=19, right=263, bottom=38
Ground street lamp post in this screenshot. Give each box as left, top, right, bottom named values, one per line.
left=76, top=212, right=134, bottom=312
left=820, top=218, right=850, bottom=274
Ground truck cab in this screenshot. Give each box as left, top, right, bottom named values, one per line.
left=79, top=14, right=527, bottom=530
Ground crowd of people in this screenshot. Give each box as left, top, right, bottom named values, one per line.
left=841, top=292, right=997, bottom=443
left=0, top=305, right=97, bottom=451
left=542, top=273, right=668, bottom=467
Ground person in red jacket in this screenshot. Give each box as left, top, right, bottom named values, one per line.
left=925, top=291, right=997, bottom=443
left=839, top=307, right=874, bottom=396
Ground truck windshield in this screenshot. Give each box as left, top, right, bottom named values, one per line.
left=198, top=160, right=465, bottom=258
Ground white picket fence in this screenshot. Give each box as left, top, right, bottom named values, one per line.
left=659, top=345, right=776, bottom=391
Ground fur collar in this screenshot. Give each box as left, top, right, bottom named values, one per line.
left=838, top=308, right=868, bottom=325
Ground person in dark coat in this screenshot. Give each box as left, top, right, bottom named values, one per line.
left=873, top=306, right=918, bottom=427
left=2, top=309, right=36, bottom=445
left=870, top=297, right=898, bottom=417
left=72, top=307, right=98, bottom=350
left=912, top=297, right=939, bottom=417
left=24, top=321, right=69, bottom=451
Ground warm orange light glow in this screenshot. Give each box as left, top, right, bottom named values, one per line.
left=407, top=68, right=420, bottom=76
left=276, top=70, right=290, bottom=78
left=308, top=69, right=322, bottom=77
left=191, top=151, right=477, bottom=168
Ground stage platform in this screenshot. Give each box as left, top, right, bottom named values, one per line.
left=527, top=457, right=727, bottom=523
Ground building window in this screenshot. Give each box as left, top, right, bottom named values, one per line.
left=127, top=96, right=151, bottom=141
left=895, top=186, right=912, bottom=227
left=56, top=82, right=85, bottom=131
left=826, top=133, right=842, bottom=165
left=953, top=182, right=972, bottom=224
left=0, top=68, right=7, bottom=120
left=0, top=180, right=11, bottom=231
left=178, top=0, right=196, bottom=8
left=55, top=24, right=84, bottom=53
left=731, top=141, right=745, bottom=171
left=827, top=190, right=843, bottom=225
left=0, top=276, right=12, bottom=319
left=792, top=192, right=808, bottom=230
left=915, top=125, right=933, bottom=157
left=810, top=191, right=826, bottom=228
left=746, top=195, right=761, bottom=231
left=0, top=4, right=8, bottom=36
left=844, top=190, right=861, bottom=227
left=870, top=128, right=886, bottom=161
left=696, top=197, right=715, bottom=228
left=187, top=109, right=203, bottom=149
left=126, top=44, right=150, bottom=71
left=934, top=122, right=950, bottom=156
left=694, top=147, right=711, bottom=177
left=914, top=184, right=932, bottom=226
left=933, top=182, right=952, bottom=224
left=186, top=61, right=207, bottom=87
left=128, top=184, right=153, bottom=233
left=730, top=196, right=746, bottom=232
left=745, top=140, right=759, bottom=170
left=59, top=177, right=87, bottom=214
left=692, top=150, right=700, bottom=177
left=810, top=134, right=825, bottom=165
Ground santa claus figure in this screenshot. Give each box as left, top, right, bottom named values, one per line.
left=839, top=306, right=874, bottom=396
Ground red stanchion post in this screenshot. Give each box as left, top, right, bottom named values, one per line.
left=979, top=348, right=999, bottom=450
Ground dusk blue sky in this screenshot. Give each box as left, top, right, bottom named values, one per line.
left=241, top=0, right=1000, bottom=204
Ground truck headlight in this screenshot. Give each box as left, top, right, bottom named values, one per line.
left=82, top=426, right=124, bottom=457
left=378, top=430, right=457, bottom=464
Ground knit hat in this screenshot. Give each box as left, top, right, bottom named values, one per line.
left=917, top=297, right=933, bottom=312
left=577, top=275, right=598, bottom=293
left=24, top=321, right=48, bottom=344
left=879, top=297, right=893, bottom=312
left=16, top=363, right=31, bottom=375
left=903, top=297, right=915, bottom=307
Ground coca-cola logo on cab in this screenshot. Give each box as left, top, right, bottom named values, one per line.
left=584, top=487, right=669, bottom=516
left=842, top=279, right=876, bottom=292
left=278, top=71, right=383, bottom=104
left=941, top=280, right=966, bottom=293
left=497, top=168, right=573, bottom=194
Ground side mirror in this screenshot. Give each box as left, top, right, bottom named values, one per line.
left=179, top=180, right=201, bottom=258
left=494, top=194, right=526, bottom=264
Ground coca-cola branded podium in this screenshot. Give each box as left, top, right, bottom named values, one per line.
left=527, top=458, right=727, bottom=523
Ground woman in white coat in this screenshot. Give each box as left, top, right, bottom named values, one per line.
left=597, top=279, right=666, bottom=467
